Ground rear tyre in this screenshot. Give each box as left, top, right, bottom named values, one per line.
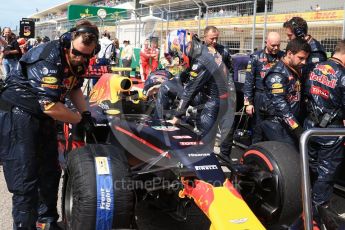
left=63, top=144, right=135, bottom=230
left=240, top=141, right=301, bottom=227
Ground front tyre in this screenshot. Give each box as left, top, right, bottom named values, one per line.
left=240, top=141, right=302, bottom=227
left=63, top=144, right=135, bottom=230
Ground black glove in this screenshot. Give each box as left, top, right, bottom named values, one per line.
left=292, top=126, right=304, bottom=140
left=80, top=111, right=96, bottom=133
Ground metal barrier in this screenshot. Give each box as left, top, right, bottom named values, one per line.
left=300, top=128, right=345, bottom=230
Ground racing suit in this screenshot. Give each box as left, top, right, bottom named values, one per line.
left=0, top=40, right=85, bottom=229
left=214, top=43, right=236, bottom=158
left=298, top=37, right=328, bottom=122
left=303, top=37, right=327, bottom=78
left=140, top=46, right=151, bottom=80
left=143, top=69, right=173, bottom=117
left=243, top=49, right=284, bottom=143
left=154, top=42, right=233, bottom=121
left=259, top=60, right=302, bottom=147
left=155, top=70, right=190, bottom=119
left=143, top=69, right=173, bottom=95
left=151, top=47, right=159, bottom=73
left=215, top=43, right=232, bottom=72
left=304, top=57, right=345, bottom=206
left=175, top=45, right=235, bottom=150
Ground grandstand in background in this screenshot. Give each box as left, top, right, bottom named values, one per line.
left=28, top=0, right=345, bottom=53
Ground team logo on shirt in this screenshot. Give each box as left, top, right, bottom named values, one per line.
left=190, top=71, right=198, bottom=77
left=246, top=64, right=252, bottom=72
left=62, top=76, right=78, bottom=89
left=310, top=85, right=330, bottom=99
left=42, top=67, right=49, bottom=75
left=285, top=117, right=299, bottom=129
left=192, top=64, right=198, bottom=70
left=272, top=83, right=283, bottom=89
left=42, top=76, right=58, bottom=84
left=41, top=84, right=59, bottom=89
left=214, top=54, right=222, bottom=66
left=260, top=63, right=274, bottom=78
left=310, top=65, right=337, bottom=88
left=42, top=67, right=58, bottom=75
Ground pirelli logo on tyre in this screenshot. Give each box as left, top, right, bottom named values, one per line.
left=42, top=76, right=58, bottom=84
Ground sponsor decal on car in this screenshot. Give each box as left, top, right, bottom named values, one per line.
left=195, top=165, right=218, bottom=170
left=152, top=126, right=180, bottom=131
left=179, top=141, right=204, bottom=146
left=172, top=135, right=192, bottom=139
left=95, top=157, right=110, bottom=175
left=229, top=217, right=249, bottom=224
left=95, top=157, right=114, bottom=229
left=188, top=153, right=211, bottom=157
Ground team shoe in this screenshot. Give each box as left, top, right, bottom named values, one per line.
left=36, top=221, right=63, bottom=230
left=317, top=203, right=345, bottom=230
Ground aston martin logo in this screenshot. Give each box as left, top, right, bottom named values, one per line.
left=229, top=218, right=248, bottom=224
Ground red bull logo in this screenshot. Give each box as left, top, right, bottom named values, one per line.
left=260, top=63, right=274, bottom=78
left=316, top=64, right=336, bottom=76
left=180, top=179, right=266, bottom=229
left=62, top=76, right=77, bottom=89
left=179, top=179, right=215, bottom=215
left=309, top=71, right=337, bottom=89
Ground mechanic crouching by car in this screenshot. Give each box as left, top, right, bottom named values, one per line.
left=243, top=31, right=284, bottom=144
left=258, top=38, right=311, bottom=147
left=169, top=32, right=235, bottom=151
left=0, top=19, right=98, bottom=230
left=302, top=40, right=345, bottom=227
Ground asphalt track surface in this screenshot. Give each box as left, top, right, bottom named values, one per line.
left=1, top=146, right=344, bottom=230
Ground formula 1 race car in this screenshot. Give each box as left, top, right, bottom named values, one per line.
left=59, top=72, right=304, bottom=230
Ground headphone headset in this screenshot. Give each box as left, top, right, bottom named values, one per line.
left=290, top=19, right=306, bottom=39
left=186, top=33, right=203, bottom=60
left=60, top=26, right=101, bottom=56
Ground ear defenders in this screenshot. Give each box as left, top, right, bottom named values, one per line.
left=290, top=19, right=306, bottom=39
left=186, top=33, right=203, bottom=60
left=60, top=26, right=101, bottom=56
